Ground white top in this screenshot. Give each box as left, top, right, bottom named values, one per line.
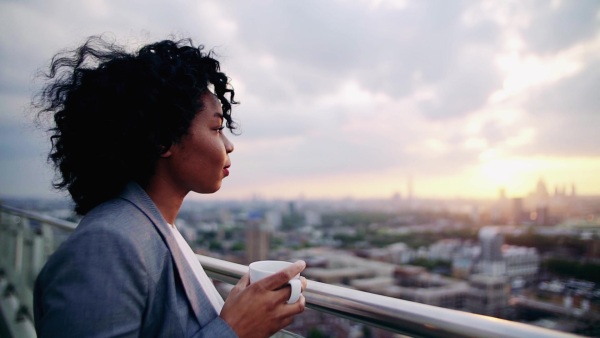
left=170, top=224, right=224, bottom=313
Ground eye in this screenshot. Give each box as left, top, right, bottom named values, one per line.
left=216, top=126, right=225, bottom=133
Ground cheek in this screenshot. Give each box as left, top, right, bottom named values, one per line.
left=208, top=139, right=227, bottom=159
left=196, top=139, right=225, bottom=166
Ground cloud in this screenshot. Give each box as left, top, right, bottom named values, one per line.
left=526, top=58, right=600, bottom=118
left=1, top=0, right=599, bottom=199
left=520, top=0, right=600, bottom=54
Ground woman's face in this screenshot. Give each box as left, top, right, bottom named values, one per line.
left=164, top=92, right=234, bottom=195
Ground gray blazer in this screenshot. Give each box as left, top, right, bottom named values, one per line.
left=34, top=182, right=238, bottom=337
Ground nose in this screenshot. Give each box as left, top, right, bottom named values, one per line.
left=223, top=134, right=234, bottom=154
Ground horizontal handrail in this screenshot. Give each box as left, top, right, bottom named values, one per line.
left=0, top=204, right=76, bottom=232
left=0, top=203, right=584, bottom=338
left=198, top=255, right=580, bottom=338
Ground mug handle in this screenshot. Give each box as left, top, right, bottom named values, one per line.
left=287, top=279, right=302, bottom=304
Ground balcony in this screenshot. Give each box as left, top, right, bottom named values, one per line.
left=0, top=203, right=582, bottom=338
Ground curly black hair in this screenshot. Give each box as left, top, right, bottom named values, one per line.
left=35, top=35, right=238, bottom=215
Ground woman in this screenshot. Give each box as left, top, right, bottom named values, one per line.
left=33, top=35, right=306, bottom=338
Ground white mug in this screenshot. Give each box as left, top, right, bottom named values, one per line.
left=249, top=260, right=302, bottom=304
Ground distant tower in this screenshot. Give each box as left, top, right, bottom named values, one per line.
left=511, top=198, right=523, bottom=225
left=479, top=226, right=505, bottom=276
left=492, top=188, right=509, bottom=225
left=245, top=220, right=270, bottom=264
left=480, top=227, right=503, bottom=262
left=471, top=228, right=509, bottom=318
left=288, top=201, right=297, bottom=215
left=535, top=178, right=550, bottom=208
left=536, top=178, right=549, bottom=197
left=407, top=174, right=414, bottom=201
left=535, top=206, right=549, bottom=226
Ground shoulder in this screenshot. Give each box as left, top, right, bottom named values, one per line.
left=46, top=196, right=168, bottom=274
left=80, top=197, right=151, bottom=232
left=76, top=197, right=160, bottom=244
left=33, top=198, right=165, bottom=337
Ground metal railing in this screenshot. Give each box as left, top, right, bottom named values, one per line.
left=0, top=203, right=583, bottom=338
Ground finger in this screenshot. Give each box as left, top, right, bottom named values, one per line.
left=274, top=279, right=306, bottom=305
left=232, top=273, right=250, bottom=292
left=259, top=260, right=306, bottom=290
left=300, top=276, right=308, bottom=291
left=228, top=273, right=250, bottom=299
left=283, top=294, right=306, bottom=316
left=275, top=284, right=294, bottom=303
left=238, top=273, right=250, bottom=287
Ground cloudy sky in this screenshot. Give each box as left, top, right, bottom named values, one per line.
left=1, top=0, right=599, bottom=201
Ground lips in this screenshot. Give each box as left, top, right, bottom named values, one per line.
left=223, top=165, right=230, bottom=177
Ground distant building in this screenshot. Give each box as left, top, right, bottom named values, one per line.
left=245, top=221, right=270, bottom=263
left=504, top=246, right=539, bottom=283
left=357, top=243, right=414, bottom=264
left=387, top=242, right=414, bottom=264
left=452, top=245, right=479, bottom=279
left=298, top=248, right=394, bottom=286
left=307, top=266, right=375, bottom=285
left=511, top=198, right=524, bottom=225
left=479, top=226, right=505, bottom=276
left=304, top=210, right=321, bottom=227
left=427, top=239, right=462, bottom=261
left=296, top=247, right=528, bottom=320
left=533, top=206, right=550, bottom=226
left=467, top=274, right=509, bottom=318
left=381, top=266, right=469, bottom=310
left=264, top=210, right=282, bottom=231
left=536, top=178, right=550, bottom=197
left=476, top=227, right=540, bottom=283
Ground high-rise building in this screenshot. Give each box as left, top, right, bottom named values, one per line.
left=534, top=206, right=549, bottom=226
left=407, top=174, right=414, bottom=201
left=479, top=226, right=505, bottom=276
left=534, top=178, right=550, bottom=208
left=511, top=198, right=524, bottom=225
left=245, top=221, right=270, bottom=264
left=479, top=227, right=503, bottom=262
left=536, top=178, right=549, bottom=198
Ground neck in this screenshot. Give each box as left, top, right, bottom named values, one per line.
left=144, top=177, right=187, bottom=225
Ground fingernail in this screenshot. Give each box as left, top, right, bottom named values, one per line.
left=295, top=260, right=306, bottom=268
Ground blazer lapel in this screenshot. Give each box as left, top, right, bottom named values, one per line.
left=119, top=182, right=217, bottom=327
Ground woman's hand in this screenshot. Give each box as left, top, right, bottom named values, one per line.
left=220, top=260, right=308, bottom=338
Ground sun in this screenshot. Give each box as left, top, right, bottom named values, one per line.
left=479, top=157, right=533, bottom=192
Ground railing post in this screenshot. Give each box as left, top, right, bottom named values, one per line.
left=0, top=211, right=7, bottom=266
left=40, top=222, right=55, bottom=258
left=13, top=217, right=24, bottom=276
left=0, top=207, right=37, bottom=338
left=32, top=232, right=46, bottom=284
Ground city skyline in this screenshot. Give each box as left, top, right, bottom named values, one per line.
left=1, top=1, right=599, bottom=200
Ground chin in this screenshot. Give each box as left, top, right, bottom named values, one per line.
left=198, top=184, right=222, bottom=194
